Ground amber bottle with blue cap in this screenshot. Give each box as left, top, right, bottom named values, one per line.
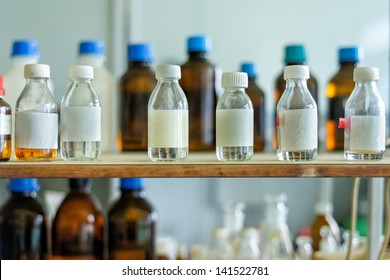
left=0, top=178, right=48, bottom=259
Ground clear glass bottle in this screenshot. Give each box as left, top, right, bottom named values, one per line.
left=235, top=227, right=261, bottom=260
left=222, top=200, right=246, bottom=249
left=108, top=178, right=157, bottom=260
left=216, top=72, right=253, bottom=161
left=15, top=64, right=58, bottom=161
left=0, top=178, right=48, bottom=259
left=0, top=76, right=12, bottom=161
left=342, top=67, right=385, bottom=160
left=60, top=65, right=101, bottom=161
left=148, top=64, right=188, bottom=161
left=208, top=227, right=234, bottom=260
left=276, top=65, right=318, bottom=161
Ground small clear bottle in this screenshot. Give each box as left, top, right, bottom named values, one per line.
left=208, top=227, right=234, bottom=260
left=235, top=227, right=261, bottom=260
left=276, top=65, right=318, bottom=161
left=60, top=65, right=101, bottom=161
left=0, top=76, right=12, bottom=161
left=222, top=200, right=246, bottom=249
left=216, top=72, right=253, bottom=161
left=15, top=64, right=58, bottom=161
left=148, top=65, right=188, bottom=161
left=342, top=67, right=386, bottom=160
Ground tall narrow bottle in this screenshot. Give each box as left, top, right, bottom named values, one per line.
left=60, top=65, right=101, bottom=161
left=15, top=64, right=58, bottom=161
left=0, top=178, right=48, bottom=259
left=148, top=65, right=188, bottom=161
left=180, top=35, right=218, bottom=151
left=342, top=67, right=385, bottom=160
left=51, top=178, right=105, bottom=260
left=241, top=62, right=266, bottom=151
left=0, top=76, right=12, bottom=161
left=119, top=43, right=156, bottom=151
left=108, top=178, right=157, bottom=260
left=216, top=72, right=253, bottom=161
left=326, top=47, right=362, bottom=151
left=276, top=65, right=317, bottom=161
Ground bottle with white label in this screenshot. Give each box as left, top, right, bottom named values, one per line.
left=0, top=76, right=12, bottom=161
left=148, top=64, right=188, bottom=161
left=15, top=64, right=58, bottom=161
left=341, top=67, right=385, bottom=160
left=216, top=72, right=253, bottom=161
left=276, top=65, right=318, bottom=161
left=61, top=65, right=101, bottom=161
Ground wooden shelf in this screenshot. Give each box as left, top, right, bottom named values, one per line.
left=1, top=152, right=390, bottom=178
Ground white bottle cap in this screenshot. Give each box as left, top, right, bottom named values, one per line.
left=353, top=67, right=379, bottom=81
left=156, top=64, right=181, bottom=79
left=69, top=65, right=94, bottom=79
left=24, top=64, right=50, bottom=78
left=221, top=72, right=248, bottom=88
left=283, top=65, right=309, bottom=80
left=315, top=201, right=333, bottom=215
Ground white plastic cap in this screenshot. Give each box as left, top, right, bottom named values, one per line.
left=156, top=64, right=181, bottom=79
left=283, top=65, right=309, bottom=80
left=353, top=67, right=379, bottom=81
left=24, top=64, right=50, bottom=78
left=69, top=65, right=94, bottom=79
left=315, top=201, right=333, bottom=215
left=221, top=72, right=248, bottom=88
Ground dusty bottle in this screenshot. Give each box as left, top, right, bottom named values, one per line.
left=241, top=62, right=266, bottom=151
left=148, top=64, right=189, bottom=161
left=0, top=76, right=12, bottom=161
left=180, top=35, right=218, bottom=151
left=326, top=47, right=362, bottom=151
left=276, top=65, right=318, bottom=161
left=51, top=178, right=105, bottom=260
left=119, top=43, right=156, bottom=151
left=60, top=65, right=101, bottom=161
left=15, top=64, right=58, bottom=161
left=216, top=72, right=253, bottom=161
left=0, top=178, right=48, bottom=259
left=341, top=67, right=386, bottom=160
left=108, top=178, right=157, bottom=260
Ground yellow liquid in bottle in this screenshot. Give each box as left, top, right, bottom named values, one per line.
left=15, top=148, right=57, bottom=161
left=0, top=136, right=11, bottom=161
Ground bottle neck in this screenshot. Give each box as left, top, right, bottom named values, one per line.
left=78, top=55, right=105, bottom=67
left=355, top=80, right=377, bottom=90
left=26, top=77, right=49, bottom=86
left=286, top=79, right=308, bottom=88
left=11, top=191, right=37, bottom=198
left=248, top=76, right=256, bottom=83
left=70, top=77, right=93, bottom=84
left=121, top=188, right=145, bottom=198
left=223, top=87, right=246, bottom=94
left=340, top=61, right=358, bottom=67
left=70, top=185, right=91, bottom=193
left=158, top=77, right=180, bottom=83
left=188, top=51, right=208, bottom=60
left=128, top=61, right=151, bottom=68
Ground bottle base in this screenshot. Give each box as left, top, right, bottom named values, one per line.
left=277, top=149, right=317, bottom=161
left=148, top=147, right=188, bottom=162
left=216, top=146, right=253, bottom=161
left=344, top=150, right=384, bottom=161
left=61, top=141, right=101, bottom=161
left=15, top=148, right=57, bottom=161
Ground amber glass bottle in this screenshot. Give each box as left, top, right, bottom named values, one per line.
left=240, top=62, right=265, bottom=151
left=108, top=178, right=157, bottom=260
left=180, top=35, right=217, bottom=151
left=119, top=44, right=156, bottom=151
left=273, top=45, right=318, bottom=149
left=326, top=47, right=361, bottom=151
left=0, top=76, right=12, bottom=161
left=51, top=178, right=105, bottom=260
left=0, top=178, right=48, bottom=259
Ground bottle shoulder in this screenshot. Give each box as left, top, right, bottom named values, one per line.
left=55, top=192, right=103, bottom=217
left=0, top=196, right=46, bottom=217
left=108, top=195, right=155, bottom=217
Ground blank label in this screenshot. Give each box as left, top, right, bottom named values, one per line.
left=350, top=115, right=385, bottom=150
left=61, top=107, right=101, bottom=142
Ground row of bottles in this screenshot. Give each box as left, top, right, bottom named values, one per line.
left=0, top=178, right=156, bottom=260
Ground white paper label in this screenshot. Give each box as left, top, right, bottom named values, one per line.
left=279, top=108, right=317, bottom=150
left=148, top=110, right=188, bottom=148
left=216, top=109, right=253, bottom=147
left=0, top=115, right=11, bottom=135
left=15, top=111, right=58, bottom=149
left=350, top=115, right=385, bottom=150
left=61, top=107, right=101, bottom=142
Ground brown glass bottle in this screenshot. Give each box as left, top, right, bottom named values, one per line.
left=326, top=47, right=361, bottom=151
left=273, top=45, right=318, bottom=150
left=0, top=178, right=48, bottom=259
left=240, top=63, right=266, bottom=151
left=51, top=178, right=105, bottom=260
left=119, top=44, right=156, bottom=151
left=0, top=76, right=12, bottom=161
left=180, top=35, right=217, bottom=151
left=108, top=178, right=157, bottom=260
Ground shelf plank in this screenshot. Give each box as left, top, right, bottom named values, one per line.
left=0, top=152, right=389, bottom=178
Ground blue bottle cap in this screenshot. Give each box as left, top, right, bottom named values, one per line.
left=284, top=45, right=306, bottom=64
left=8, top=178, right=40, bottom=192
left=120, top=178, right=145, bottom=190
left=187, top=35, right=212, bottom=53
left=128, top=44, right=153, bottom=62
left=338, top=47, right=361, bottom=63
left=79, top=40, right=105, bottom=55
left=240, top=62, right=257, bottom=78
left=11, top=40, right=40, bottom=57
